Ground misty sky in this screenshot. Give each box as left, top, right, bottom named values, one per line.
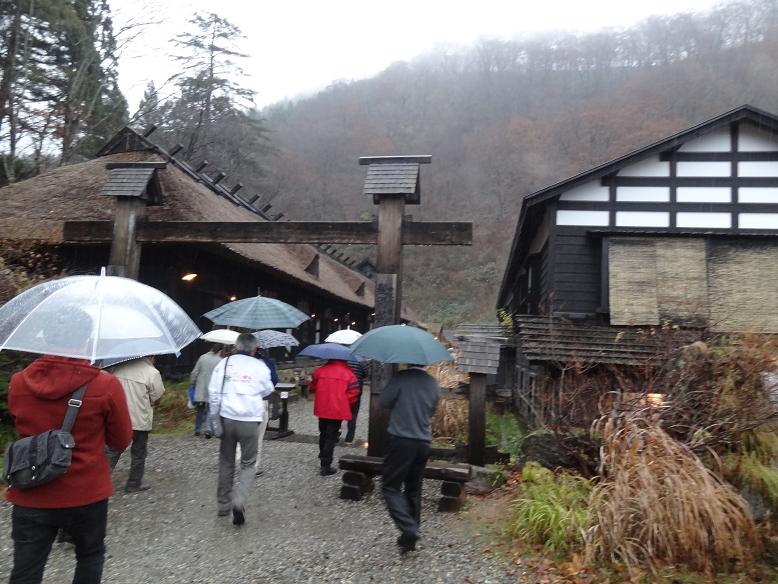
left=111, top=0, right=722, bottom=112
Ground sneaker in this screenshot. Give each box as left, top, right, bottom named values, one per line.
left=320, top=465, right=337, bottom=476
left=194, top=431, right=201, bottom=437
left=217, top=509, right=230, bottom=517
left=255, top=469, right=264, bottom=477
left=204, top=433, right=212, bottom=439
left=124, top=484, right=151, bottom=493
left=232, top=506, right=245, bottom=526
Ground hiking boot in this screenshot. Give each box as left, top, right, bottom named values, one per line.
left=320, top=465, right=337, bottom=476
left=232, top=506, right=245, bottom=526
left=397, top=533, right=418, bottom=554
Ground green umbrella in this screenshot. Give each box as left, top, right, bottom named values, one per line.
left=203, top=295, right=309, bottom=330
left=350, top=325, right=452, bottom=365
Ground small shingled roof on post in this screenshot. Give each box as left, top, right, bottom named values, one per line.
left=359, top=155, right=431, bottom=205
left=101, top=161, right=166, bottom=202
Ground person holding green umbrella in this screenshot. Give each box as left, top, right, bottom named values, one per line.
left=350, top=325, right=448, bottom=554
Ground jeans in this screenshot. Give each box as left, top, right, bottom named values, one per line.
left=318, top=418, right=341, bottom=467
left=194, top=402, right=208, bottom=433
left=218, top=418, right=259, bottom=514
left=381, top=435, right=431, bottom=541
left=106, top=429, right=149, bottom=488
left=345, top=390, right=362, bottom=442
left=10, top=499, right=108, bottom=584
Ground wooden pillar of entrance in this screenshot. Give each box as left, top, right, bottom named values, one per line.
left=107, top=197, right=146, bottom=278
left=361, top=155, right=431, bottom=458
left=103, top=161, right=164, bottom=279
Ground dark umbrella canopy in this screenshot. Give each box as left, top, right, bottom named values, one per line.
left=350, top=325, right=452, bottom=365
left=203, top=295, right=309, bottom=330
left=298, top=342, right=355, bottom=361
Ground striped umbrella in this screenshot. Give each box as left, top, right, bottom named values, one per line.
left=252, top=330, right=299, bottom=349
left=203, top=295, right=310, bottom=330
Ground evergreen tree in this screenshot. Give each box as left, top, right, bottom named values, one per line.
left=156, top=12, right=271, bottom=176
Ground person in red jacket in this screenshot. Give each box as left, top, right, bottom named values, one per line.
left=307, top=359, right=359, bottom=476
left=6, top=351, right=132, bottom=584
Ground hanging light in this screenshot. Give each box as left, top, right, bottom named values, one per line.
left=229, top=295, right=237, bottom=301
left=181, top=273, right=198, bottom=282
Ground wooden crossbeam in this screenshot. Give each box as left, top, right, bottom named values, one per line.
left=61, top=220, right=472, bottom=246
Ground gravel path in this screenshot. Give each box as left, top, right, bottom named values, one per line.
left=0, top=393, right=518, bottom=583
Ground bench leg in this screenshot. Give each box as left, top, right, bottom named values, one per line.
left=438, top=480, right=466, bottom=512
left=340, top=470, right=374, bottom=501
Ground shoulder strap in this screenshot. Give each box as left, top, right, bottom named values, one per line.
left=220, top=356, right=230, bottom=396
left=61, top=383, right=88, bottom=433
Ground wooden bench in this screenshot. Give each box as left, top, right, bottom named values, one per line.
left=338, top=454, right=472, bottom=512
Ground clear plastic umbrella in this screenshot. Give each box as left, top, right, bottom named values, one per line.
left=324, top=329, right=362, bottom=345
left=0, top=272, right=201, bottom=361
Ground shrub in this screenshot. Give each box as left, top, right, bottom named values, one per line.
left=723, top=452, right=778, bottom=510
left=486, top=410, right=525, bottom=459
left=585, top=412, right=760, bottom=577
left=510, top=462, right=592, bottom=555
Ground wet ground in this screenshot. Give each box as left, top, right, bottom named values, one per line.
left=0, top=393, right=519, bottom=583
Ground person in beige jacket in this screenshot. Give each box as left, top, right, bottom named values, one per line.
left=105, top=356, right=165, bottom=492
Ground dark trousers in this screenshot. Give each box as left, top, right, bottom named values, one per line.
left=318, top=418, right=341, bottom=467
left=345, top=391, right=362, bottom=442
left=194, top=403, right=208, bottom=433
left=381, top=435, right=431, bottom=541
left=10, top=499, right=108, bottom=584
left=106, top=429, right=149, bottom=488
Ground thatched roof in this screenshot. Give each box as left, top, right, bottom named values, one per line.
left=0, top=149, right=374, bottom=308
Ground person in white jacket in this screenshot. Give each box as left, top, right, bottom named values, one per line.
left=208, top=333, right=274, bottom=526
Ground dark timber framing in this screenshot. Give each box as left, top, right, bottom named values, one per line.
left=498, top=104, right=778, bottom=310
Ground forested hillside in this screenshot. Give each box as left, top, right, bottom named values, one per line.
left=258, top=0, right=778, bottom=323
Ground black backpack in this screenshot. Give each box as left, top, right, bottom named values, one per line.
left=3, top=383, right=87, bottom=490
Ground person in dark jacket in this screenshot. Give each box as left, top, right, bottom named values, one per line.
left=252, top=347, right=279, bottom=475
left=307, top=360, right=359, bottom=475
left=379, top=365, right=440, bottom=554
left=344, top=356, right=367, bottom=444
left=6, top=337, right=133, bottom=583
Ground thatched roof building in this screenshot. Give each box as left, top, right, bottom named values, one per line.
left=0, top=126, right=388, bottom=370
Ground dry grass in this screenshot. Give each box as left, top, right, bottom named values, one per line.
left=585, top=412, right=761, bottom=577
left=431, top=398, right=468, bottom=444
left=426, top=361, right=468, bottom=389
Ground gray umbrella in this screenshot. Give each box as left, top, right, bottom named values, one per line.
left=203, top=295, right=309, bottom=329
left=252, top=330, right=299, bottom=349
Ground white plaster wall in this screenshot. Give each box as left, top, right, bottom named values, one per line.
left=738, top=124, right=778, bottom=151
left=556, top=210, right=610, bottom=226
left=616, top=186, right=670, bottom=202
left=739, top=213, right=778, bottom=229
left=615, top=211, right=670, bottom=227
left=676, top=187, right=732, bottom=203
left=558, top=182, right=609, bottom=201
left=676, top=161, right=732, bottom=177
left=678, top=129, right=731, bottom=152
left=739, top=188, right=778, bottom=203
left=617, top=156, right=670, bottom=177
left=738, top=161, right=778, bottom=177
left=676, top=212, right=731, bottom=228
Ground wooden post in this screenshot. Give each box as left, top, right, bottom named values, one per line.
left=107, top=197, right=146, bottom=279
left=367, top=194, right=405, bottom=458
left=468, top=373, right=487, bottom=467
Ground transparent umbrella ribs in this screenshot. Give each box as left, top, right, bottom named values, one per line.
left=0, top=273, right=202, bottom=361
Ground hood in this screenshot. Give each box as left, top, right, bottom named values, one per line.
left=21, top=356, right=102, bottom=400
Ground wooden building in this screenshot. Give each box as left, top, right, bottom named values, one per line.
left=497, top=105, right=778, bottom=425
left=0, top=126, right=379, bottom=372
